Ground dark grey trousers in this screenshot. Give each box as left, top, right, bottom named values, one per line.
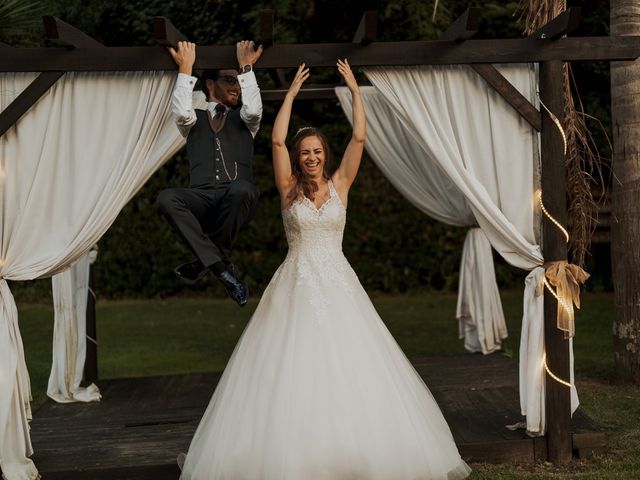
left=156, top=179, right=259, bottom=268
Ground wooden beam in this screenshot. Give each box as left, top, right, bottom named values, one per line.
left=153, top=16, right=188, bottom=47
left=1, top=36, right=640, bottom=72
left=261, top=86, right=336, bottom=101
left=353, top=11, right=377, bottom=46
left=539, top=60, right=572, bottom=465
left=43, top=16, right=103, bottom=49
left=260, top=10, right=274, bottom=48
left=471, top=64, right=541, bottom=131
left=439, top=8, right=480, bottom=42
left=530, top=7, right=581, bottom=40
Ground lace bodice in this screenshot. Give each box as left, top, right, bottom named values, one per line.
left=282, top=180, right=346, bottom=260
left=277, top=180, right=355, bottom=318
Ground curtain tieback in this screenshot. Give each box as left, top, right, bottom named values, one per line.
left=543, top=260, right=590, bottom=338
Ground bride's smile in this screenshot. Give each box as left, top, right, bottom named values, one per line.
left=298, top=136, right=326, bottom=177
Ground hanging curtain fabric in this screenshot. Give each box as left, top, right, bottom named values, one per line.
left=336, top=85, right=506, bottom=355
left=338, top=64, right=578, bottom=436
left=0, top=70, right=184, bottom=480
left=48, top=246, right=100, bottom=404
left=456, top=228, right=506, bottom=354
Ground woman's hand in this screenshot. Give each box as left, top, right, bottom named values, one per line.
left=287, top=64, right=310, bottom=98
left=337, top=58, right=358, bottom=93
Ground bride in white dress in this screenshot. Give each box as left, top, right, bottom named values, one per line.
left=179, top=60, right=471, bottom=480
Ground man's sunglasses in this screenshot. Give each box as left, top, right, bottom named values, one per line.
left=218, top=75, right=239, bottom=86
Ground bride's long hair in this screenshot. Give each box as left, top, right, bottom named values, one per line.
left=287, top=127, right=331, bottom=206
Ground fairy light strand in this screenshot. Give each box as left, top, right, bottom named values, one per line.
left=543, top=353, right=573, bottom=389
left=537, top=94, right=568, bottom=157
left=543, top=276, right=573, bottom=314
left=537, top=190, right=569, bottom=243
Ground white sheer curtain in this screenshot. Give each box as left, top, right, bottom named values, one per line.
left=336, top=86, right=506, bottom=355
left=0, top=71, right=184, bottom=480
left=339, top=64, right=577, bottom=435
left=48, top=247, right=100, bottom=404
left=456, top=228, right=506, bottom=354
left=364, top=65, right=541, bottom=268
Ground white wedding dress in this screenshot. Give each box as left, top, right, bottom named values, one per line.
left=180, top=180, right=471, bottom=480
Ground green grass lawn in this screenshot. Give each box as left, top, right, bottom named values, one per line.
left=17, top=291, right=639, bottom=479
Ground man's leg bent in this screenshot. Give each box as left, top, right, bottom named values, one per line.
left=208, top=180, right=260, bottom=262
left=155, top=188, right=225, bottom=268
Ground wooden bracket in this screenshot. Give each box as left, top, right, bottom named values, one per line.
left=353, top=11, right=377, bottom=46
left=439, top=8, right=480, bottom=42
left=1, top=17, right=106, bottom=138
left=471, top=64, right=541, bottom=131
left=530, top=7, right=581, bottom=40
left=153, top=16, right=188, bottom=47
left=268, top=69, right=287, bottom=89
left=436, top=10, right=540, bottom=130
left=43, top=16, right=103, bottom=49
left=0, top=72, right=64, bottom=137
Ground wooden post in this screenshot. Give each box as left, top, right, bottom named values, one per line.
left=539, top=60, right=572, bottom=464
left=84, top=264, right=98, bottom=382
left=260, top=10, right=274, bottom=48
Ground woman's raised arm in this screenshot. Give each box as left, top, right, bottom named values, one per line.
left=333, top=59, right=366, bottom=195
left=272, top=64, right=310, bottom=196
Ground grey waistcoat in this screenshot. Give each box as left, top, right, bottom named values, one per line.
left=186, top=108, right=254, bottom=188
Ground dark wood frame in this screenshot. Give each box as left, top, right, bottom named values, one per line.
left=1, top=7, right=635, bottom=466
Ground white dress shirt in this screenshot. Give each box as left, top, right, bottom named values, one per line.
left=172, top=71, right=262, bottom=138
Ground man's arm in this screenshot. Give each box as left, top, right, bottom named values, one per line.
left=236, top=40, right=263, bottom=138
left=168, top=42, right=197, bottom=138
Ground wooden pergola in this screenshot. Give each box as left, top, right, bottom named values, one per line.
left=1, top=7, right=636, bottom=468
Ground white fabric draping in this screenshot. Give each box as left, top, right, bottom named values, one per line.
left=339, top=64, right=577, bottom=434
left=456, top=229, right=507, bottom=354
left=520, top=268, right=579, bottom=435
left=364, top=65, right=541, bottom=270
left=336, top=86, right=506, bottom=354
left=0, top=71, right=184, bottom=479
left=336, top=87, right=507, bottom=354
left=48, top=247, right=100, bottom=404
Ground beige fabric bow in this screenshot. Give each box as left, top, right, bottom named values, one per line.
left=544, top=260, right=590, bottom=338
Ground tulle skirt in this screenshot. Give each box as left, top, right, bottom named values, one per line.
left=180, top=253, right=471, bottom=480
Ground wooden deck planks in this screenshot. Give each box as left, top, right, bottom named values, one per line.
left=24, top=355, right=606, bottom=479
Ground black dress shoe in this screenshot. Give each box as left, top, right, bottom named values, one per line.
left=174, top=259, right=209, bottom=285
left=218, top=269, right=249, bottom=306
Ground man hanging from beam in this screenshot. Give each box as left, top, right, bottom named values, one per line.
left=156, top=40, right=263, bottom=306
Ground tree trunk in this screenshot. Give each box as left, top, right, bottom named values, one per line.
left=611, top=0, right=640, bottom=384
